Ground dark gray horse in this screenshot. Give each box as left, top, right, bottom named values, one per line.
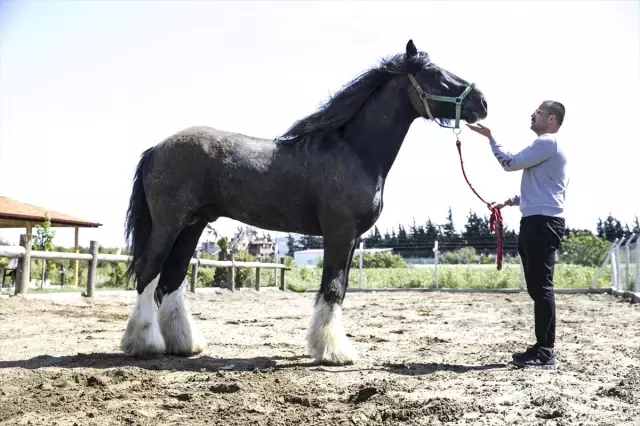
left=120, top=40, right=488, bottom=365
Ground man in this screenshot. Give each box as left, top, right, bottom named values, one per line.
left=466, top=100, right=568, bottom=369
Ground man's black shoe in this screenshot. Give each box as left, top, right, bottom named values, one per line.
left=511, top=347, right=556, bottom=369
left=512, top=343, right=540, bottom=360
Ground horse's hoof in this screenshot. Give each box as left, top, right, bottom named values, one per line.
left=121, top=277, right=166, bottom=357
left=163, top=328, right=207, bottom=357
left=309, top=340, right=359, bottom=366
left=158, top=282, right=207, bottom=357
left=307, top=298, right=359, bottom=366
left=120, top=320, right=166, bottom=357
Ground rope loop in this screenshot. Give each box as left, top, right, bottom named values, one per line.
left=455, top=137, right=504, bottom=270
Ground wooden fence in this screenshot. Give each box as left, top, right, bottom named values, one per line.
left=0, top=238, right=289, bottom=296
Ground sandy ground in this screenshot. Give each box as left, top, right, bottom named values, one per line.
left=0, top=287, right=639, bottom=426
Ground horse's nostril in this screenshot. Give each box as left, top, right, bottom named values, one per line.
left=481, top=99, right=488, bottom=110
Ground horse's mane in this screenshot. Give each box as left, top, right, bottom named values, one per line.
left=275, top=51, right=435, bottom=144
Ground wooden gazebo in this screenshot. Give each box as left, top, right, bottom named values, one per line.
left=0, top=196, right=102, bottom=286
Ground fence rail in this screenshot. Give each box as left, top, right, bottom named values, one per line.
left=4, top=233, right=639, bottom=298
left=0, top=239, right=289, bottom=297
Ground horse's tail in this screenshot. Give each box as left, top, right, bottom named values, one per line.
left=124, top=146, right=155, bottom=282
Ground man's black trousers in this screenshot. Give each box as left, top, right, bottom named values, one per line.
left=518, top=214, right=566, bottom=348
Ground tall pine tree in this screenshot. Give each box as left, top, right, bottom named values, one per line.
left=597, top=214, right=625, bottom=242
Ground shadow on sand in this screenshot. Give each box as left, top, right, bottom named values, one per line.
left=381, top=362, right=509, bottom=375
left=0, top=353, right=509, bottom=376
left=0, top=352, right=311, bottom=372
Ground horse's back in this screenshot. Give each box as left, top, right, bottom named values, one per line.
left=159, top=126, right=271, bottom=148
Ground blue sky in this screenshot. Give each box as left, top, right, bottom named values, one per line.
left=1, top=0, right=638, bottom=248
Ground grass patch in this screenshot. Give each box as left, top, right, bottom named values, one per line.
left=281, top=264, right=611, bottom=292
left=1, top=264, right=612, bottom=295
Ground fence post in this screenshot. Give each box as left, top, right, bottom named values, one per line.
left=12, top=235, right=22, bottom=291
left=623, top=236, right=633, bottom=291
left=228, top=252, right=235, bottom=291
left=358, top=241, right=364, bottom=288
left=86, top=240, right=99, bottom=297
left=590, top=238, right=619, bottom=289
left=279, top=258, right=286, bottom=291
left=615, top=237, right=625, bottom=290
left=255, top=266, right=261, bottom=291
left=273, top=247, right=278, bottom=288
left=611, top=245, right=619, bottom=291
left=433, top=241, right=439, bottom=289
left=15, top=233, right=31, bottom=295
left=190, top=249, right=200, bottom=293
left=635, top=235, right=640, bottom=293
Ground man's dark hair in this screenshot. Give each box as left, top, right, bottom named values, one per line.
left=542, top=100, right=565, bottom=126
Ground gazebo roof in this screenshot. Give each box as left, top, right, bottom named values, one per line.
left=0, top=196, right=102, bottom=229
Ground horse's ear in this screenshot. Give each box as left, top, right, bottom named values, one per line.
left=406, top=39, right=418, bottom=57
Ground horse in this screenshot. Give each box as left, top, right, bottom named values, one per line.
left=120, top=39, right=488, bottom=365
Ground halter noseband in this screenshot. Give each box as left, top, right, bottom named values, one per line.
left=408, top=74, right=475, bottom=134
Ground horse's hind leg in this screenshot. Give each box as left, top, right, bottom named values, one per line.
left=157, top=221, right=208, bottom=356
left=121, top=225, right=180, bottom=357
left=307, top=232, right=359, bottom=365
left=121, top=273, right=165, bottom=357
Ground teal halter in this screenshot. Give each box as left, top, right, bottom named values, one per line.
left=408, top=74, right=475, bottom=134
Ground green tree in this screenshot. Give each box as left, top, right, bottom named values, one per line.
left=108, top=262, right=132, bottom=289
left=395, top=224, right=410, bottom=257
left=32, top=213, right=56, bottom=287
left=561, top=231, right=612, bottom=267
left=318, top=250, right=406, bottom=269
left=441, top=207, right=456, bottom=240
left=408, top=219, right=428, bottom=257
left=233, top=248, right=256, bottom=288
left=440, top=207, right=463, bottom=251
left=286, top=233, right=297, bottom=257
left=212, top=236, right=230, bottom=287
left=300, top=235, right=323, bottom=249
left=365, top=226, right=383, bottom=248
left=597, top=214, right=625, bottom=242
left=462, top=210, right=491, bottom=254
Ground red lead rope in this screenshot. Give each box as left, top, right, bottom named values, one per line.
left=455, top=138, right=504, bottom=270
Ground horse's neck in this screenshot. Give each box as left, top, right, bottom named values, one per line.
left=344, top=77, right=418, bottom=178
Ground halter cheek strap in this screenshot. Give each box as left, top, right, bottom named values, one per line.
left=407, top=74, right=475, bottom=133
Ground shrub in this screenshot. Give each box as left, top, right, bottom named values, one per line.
left=317, top=251, right=406, bottom=269
left=561, top=231, right=611, bottom=267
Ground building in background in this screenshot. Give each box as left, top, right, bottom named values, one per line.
left=246, top=238, right=275, bottom=259
left=293, top=247, right=393, bottom=266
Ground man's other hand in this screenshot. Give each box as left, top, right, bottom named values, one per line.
left=488, top=200, right=511, bottom=210
left=466, top=122, right=493, bottom=139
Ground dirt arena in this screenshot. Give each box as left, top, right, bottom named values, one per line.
left=0, top=287, right=639, bottom=425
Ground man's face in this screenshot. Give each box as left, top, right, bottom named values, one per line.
left=530, top=104, right=554, bottom=133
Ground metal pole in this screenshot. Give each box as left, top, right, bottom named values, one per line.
left=358, top=241, right=364, bottom=288
left=273, top=241, right=278, bottom=287
left=590, top=238, right=619, bottom=289
left=433, top=240, right=439, bottom=289
left=623, top=236, right=633, bottom=291
left=611, top=237, right=626, bottom=291
left=635, top=234, right=640, bottom=293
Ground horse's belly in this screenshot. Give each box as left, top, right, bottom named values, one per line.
left=222, top=192, right=322, bottom=235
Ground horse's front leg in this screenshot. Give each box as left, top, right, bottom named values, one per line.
left=307, top=233, right=359, bottom=365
